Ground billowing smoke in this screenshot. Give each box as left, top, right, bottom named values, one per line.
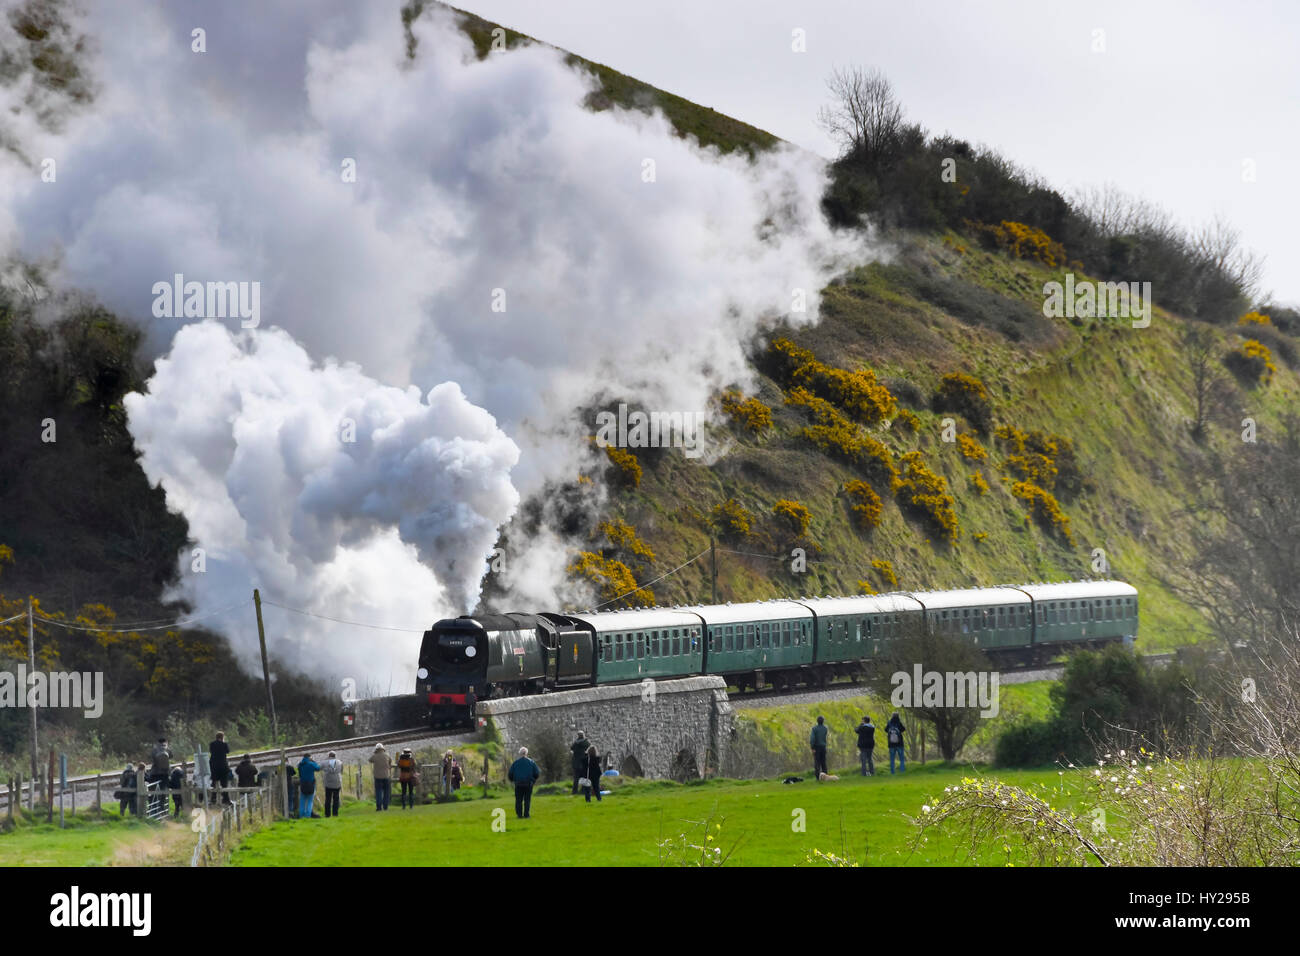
left=0, top=0, right=874, bottom=680
left=121, top=320, right=520, bottom=677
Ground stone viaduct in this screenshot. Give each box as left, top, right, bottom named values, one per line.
left=476, top=676, right=733, bottom=780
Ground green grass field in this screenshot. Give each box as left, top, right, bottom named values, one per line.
left=0, top=809, right=195, bottom=866
left=228, top=763, right=1079, bottom=867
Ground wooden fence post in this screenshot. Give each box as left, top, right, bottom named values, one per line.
left=7, top=777, right=13, bottom=822
left=95, top=773, right=102, bottom=813
left=46, top=750, right=54, bottom=823
left=28, top=776, right=35, bottom=813
left=135, top=769, right=147, bottom=818
left=482, top=754, right=488, bottom=799
left=920, top=726, right=926, bottom=765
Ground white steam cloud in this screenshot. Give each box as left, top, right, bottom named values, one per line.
left=1, top=0, right=874, bottom=682
left=121, top=320, right=520, bottom=677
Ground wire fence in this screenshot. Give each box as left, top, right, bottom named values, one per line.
left=190, top=785, right=270, bottom=867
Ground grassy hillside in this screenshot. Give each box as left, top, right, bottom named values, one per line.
left=412, top=2, right=779, bottom=156
left=566, top=230, right=1298, bottom=651
left=406, top=1, right=1292, bottom=652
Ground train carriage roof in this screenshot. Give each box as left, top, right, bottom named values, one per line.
left=689, top=600, right=813, bottom=626
left=568, top=607, right=705, bottom=634
left=1016, top=580, right=1138, bottom=602
left=795, top=593, right=925, bottom=616
left=908, top=586, right=1030, bottom=611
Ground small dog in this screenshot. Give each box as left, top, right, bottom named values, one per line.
left=781, top=776, right=802, bottom=785
left=818, top=772, right=840, bottom=782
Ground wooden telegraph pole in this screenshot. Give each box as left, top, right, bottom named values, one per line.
left=27, top=598, right=38, bottom=790
left=253, top=589, right=278, bottom=744
left=710, top=537, right=717, bottom=606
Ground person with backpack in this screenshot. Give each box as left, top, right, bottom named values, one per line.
left=396, top=748, right=417, bottom=809
left=580, top=745, right=603, bottom=803
left=369, top=743, right=392, bottom=811
left=507, top=746, right=540, bottom=819
left=886, top=713, right=907, bottom=774
left=297, top=754, right=322, bottom=819
left=320, top=751, right=344, bottom=818
left=856, top=716, right=876, bottom=776
left=810, top=716, right=829, bottom=779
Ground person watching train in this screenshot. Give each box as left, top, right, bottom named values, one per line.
left=321, top=752, right=344, bottom=818
left=369, top=743, right=393, bottom=811
left=396, top=748, right=417, bottom=809
left=810, top=716, right=829, bottom=780
left=856, top=716, right=876, bottom=776
left=209, top=731, right=231, bottom=806
left=580, top=746, right=603, bottom=803
left=886, top=713, right=907, bottom=774
left=508, top=747, right=540, bottom=819
left=570, top=731, right=589, bottom=794
left=235, top=754, right=259, bottom=790
left=298, top=753, right=322, bottom=819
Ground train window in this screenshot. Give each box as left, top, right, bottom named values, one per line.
left=615, top=636, right=623, bottom=661
left=748, top=625, right=756, bottom=649
left=671, top=636, right=680, bottom=655
left=996, top=607, right=1004, bottom=628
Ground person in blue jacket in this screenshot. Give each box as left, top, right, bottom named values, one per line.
left=507, top=747, right=540, bottom=819
left=297, top=754, right=322, bottom=819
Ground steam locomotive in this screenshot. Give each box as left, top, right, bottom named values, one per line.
left=416, top=580, right=1139, bottom=726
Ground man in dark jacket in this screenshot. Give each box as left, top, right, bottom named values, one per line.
left=570, top=731, right=588, bottom=794
left=209, top=732, right=231, bottom=805
left=508, top=747, right=540, bottom=819
left=886, top=713, right=906, bottom=774
left=168, top=765, right=185, bottom=817
left=149, top=739, right=171, bottom=814
left=809, top=716, right=829, bottom=779
left=284, top=762, right=298, bottom=818
left=856, top=716, right=876, bottom=776
left=116, top=764, right=135, bottom=815
left=235, top=754, right=258, bottom=789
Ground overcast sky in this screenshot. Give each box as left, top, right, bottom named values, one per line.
left=458, top=0, right=1299, bottom=306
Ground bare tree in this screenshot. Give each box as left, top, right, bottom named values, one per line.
left=1165, top=416, right=1300, bottom=648
left=816, top=66, right=905, bottom=169
left=868, top=618, right=991, bottom=760
left=1192, top=213, right=1267, bottom=302
left=1181, top=323, right=1224, bottom=442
